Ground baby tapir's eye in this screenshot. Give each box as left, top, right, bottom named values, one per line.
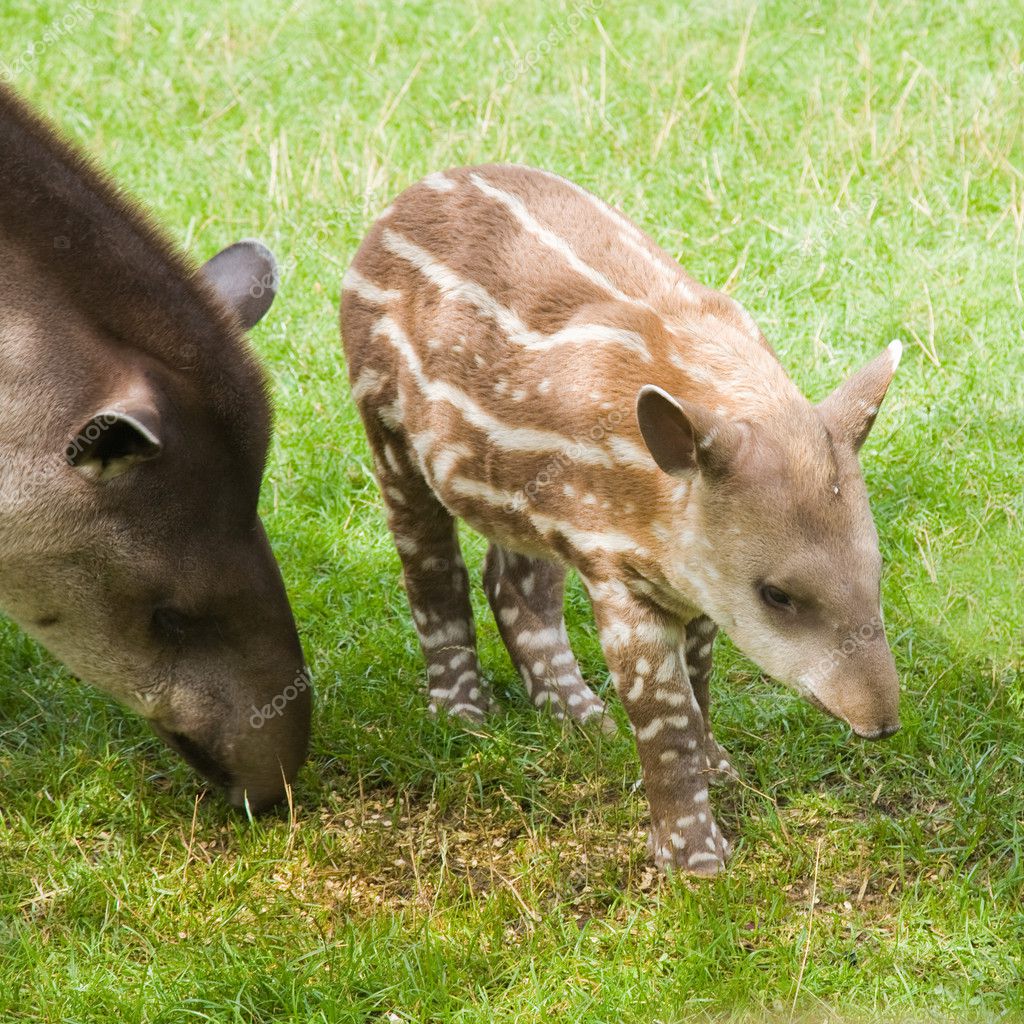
left=759, top=584, right=794, bottom=611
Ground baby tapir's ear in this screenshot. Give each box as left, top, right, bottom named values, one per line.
left=198, top=239, right=278, bottom=331
left=636, top=385, right=740, bottom=478
left=817, top=340, right=902, bottom=452
left=66, top=403, right=163, bottom=482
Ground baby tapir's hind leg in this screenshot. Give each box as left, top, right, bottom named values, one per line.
left=683, top=616, right=737, bottom=784
left=483, top=545, right=613, bottom=733
left=364, top=419, right=492, bottom=722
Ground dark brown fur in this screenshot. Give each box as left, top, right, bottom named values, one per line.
left=0, top=84, right=308, bottom=812
left=0, top=84, right=269, bottom=490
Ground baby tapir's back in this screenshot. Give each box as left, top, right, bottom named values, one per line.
left=340, top=164, right=745, bottom=567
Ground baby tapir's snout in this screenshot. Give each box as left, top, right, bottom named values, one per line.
left=811, top=631, right=900, bottom=741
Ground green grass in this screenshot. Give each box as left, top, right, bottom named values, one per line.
left=2, top=0, right=1023, bottom=1020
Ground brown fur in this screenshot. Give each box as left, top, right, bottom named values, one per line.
left=0, top=84, right=308, bottom=812
left=0, top=84, right=270, bottom=490
left=342, top=163, right=901, bottom=874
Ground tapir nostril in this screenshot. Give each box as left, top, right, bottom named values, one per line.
left=156, top=727, right=234, bottom=788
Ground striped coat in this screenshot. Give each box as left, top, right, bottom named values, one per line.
left=341, top=164, right=901, bottom=875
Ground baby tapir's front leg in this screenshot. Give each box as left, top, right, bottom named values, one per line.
left=588, top=583, right=731, bottom=875
left=362, top=415, right=492, bottom=722
left=683, top=616, right=737, bottom=784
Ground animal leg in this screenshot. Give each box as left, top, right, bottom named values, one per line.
left=364, top=420, right=491, bottom=722
left=483, top=545, right=613, bottom=732
left=587, top=584, right=731, bottom=876
left=683, top=615, right=737, bottom=784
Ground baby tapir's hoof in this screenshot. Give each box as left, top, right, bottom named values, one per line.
left=427, top=677, right=496, bottom=723
left=647, top=809, right=732, bottom=877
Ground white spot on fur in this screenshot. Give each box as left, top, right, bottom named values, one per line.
left=378, top=400, right=403, bottom=429
left=653, top=688, right=687, bottom=706
left=350, top=367, right=386, bottom=403
left=651, top=659, right=678, bottom=688
left=519, top=626, right=559, bottom=648
left=599, top=620, right=633, bottom=650
left=422, top=171, right=455, bottom=192
left=342, top=266, right=401, bottom=304
left=688, top=851, right=719, bottom=868
left=421, top=621, right=470, bottom=649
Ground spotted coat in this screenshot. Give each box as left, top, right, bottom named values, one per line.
left=341, top=164, right=902, bottom=875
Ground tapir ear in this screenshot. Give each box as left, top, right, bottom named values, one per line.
left=66, top=405, right=163, bottom=482
left=817, top=340, right=902, bottom=452
left=198, top=239, right=278, bottom=331
left=636, top=385, right=739, bottom=478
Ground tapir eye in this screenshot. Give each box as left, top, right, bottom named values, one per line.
left=759, top=584, right=794, bottom=611
left=151, top=607, right=189, bottom=644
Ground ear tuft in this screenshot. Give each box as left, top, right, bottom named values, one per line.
left=66, top=406, right=163, bottom=481
left=817, top=342, right=901, bottom=452
left=199, top=239, right=278, bottom=331
left=887, top=338, right=903, bottom=372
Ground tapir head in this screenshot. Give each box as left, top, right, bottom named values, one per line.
left=0, top=240, right=309, bottom=811
left=0, top=85, right=309, bottom=811
left=637, top=342, right=902, bottom=739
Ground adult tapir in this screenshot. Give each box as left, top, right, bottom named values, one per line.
left=0, top=84, right=309, bottom=811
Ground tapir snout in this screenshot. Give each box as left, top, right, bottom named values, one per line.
left=811, top=636, right=901, bottom=741
left=144, top=521, right=312, bottom=813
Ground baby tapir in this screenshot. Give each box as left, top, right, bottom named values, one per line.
left=0, top=84, right=309, bottom=812
left=341, top=164, right=901, bottom=875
